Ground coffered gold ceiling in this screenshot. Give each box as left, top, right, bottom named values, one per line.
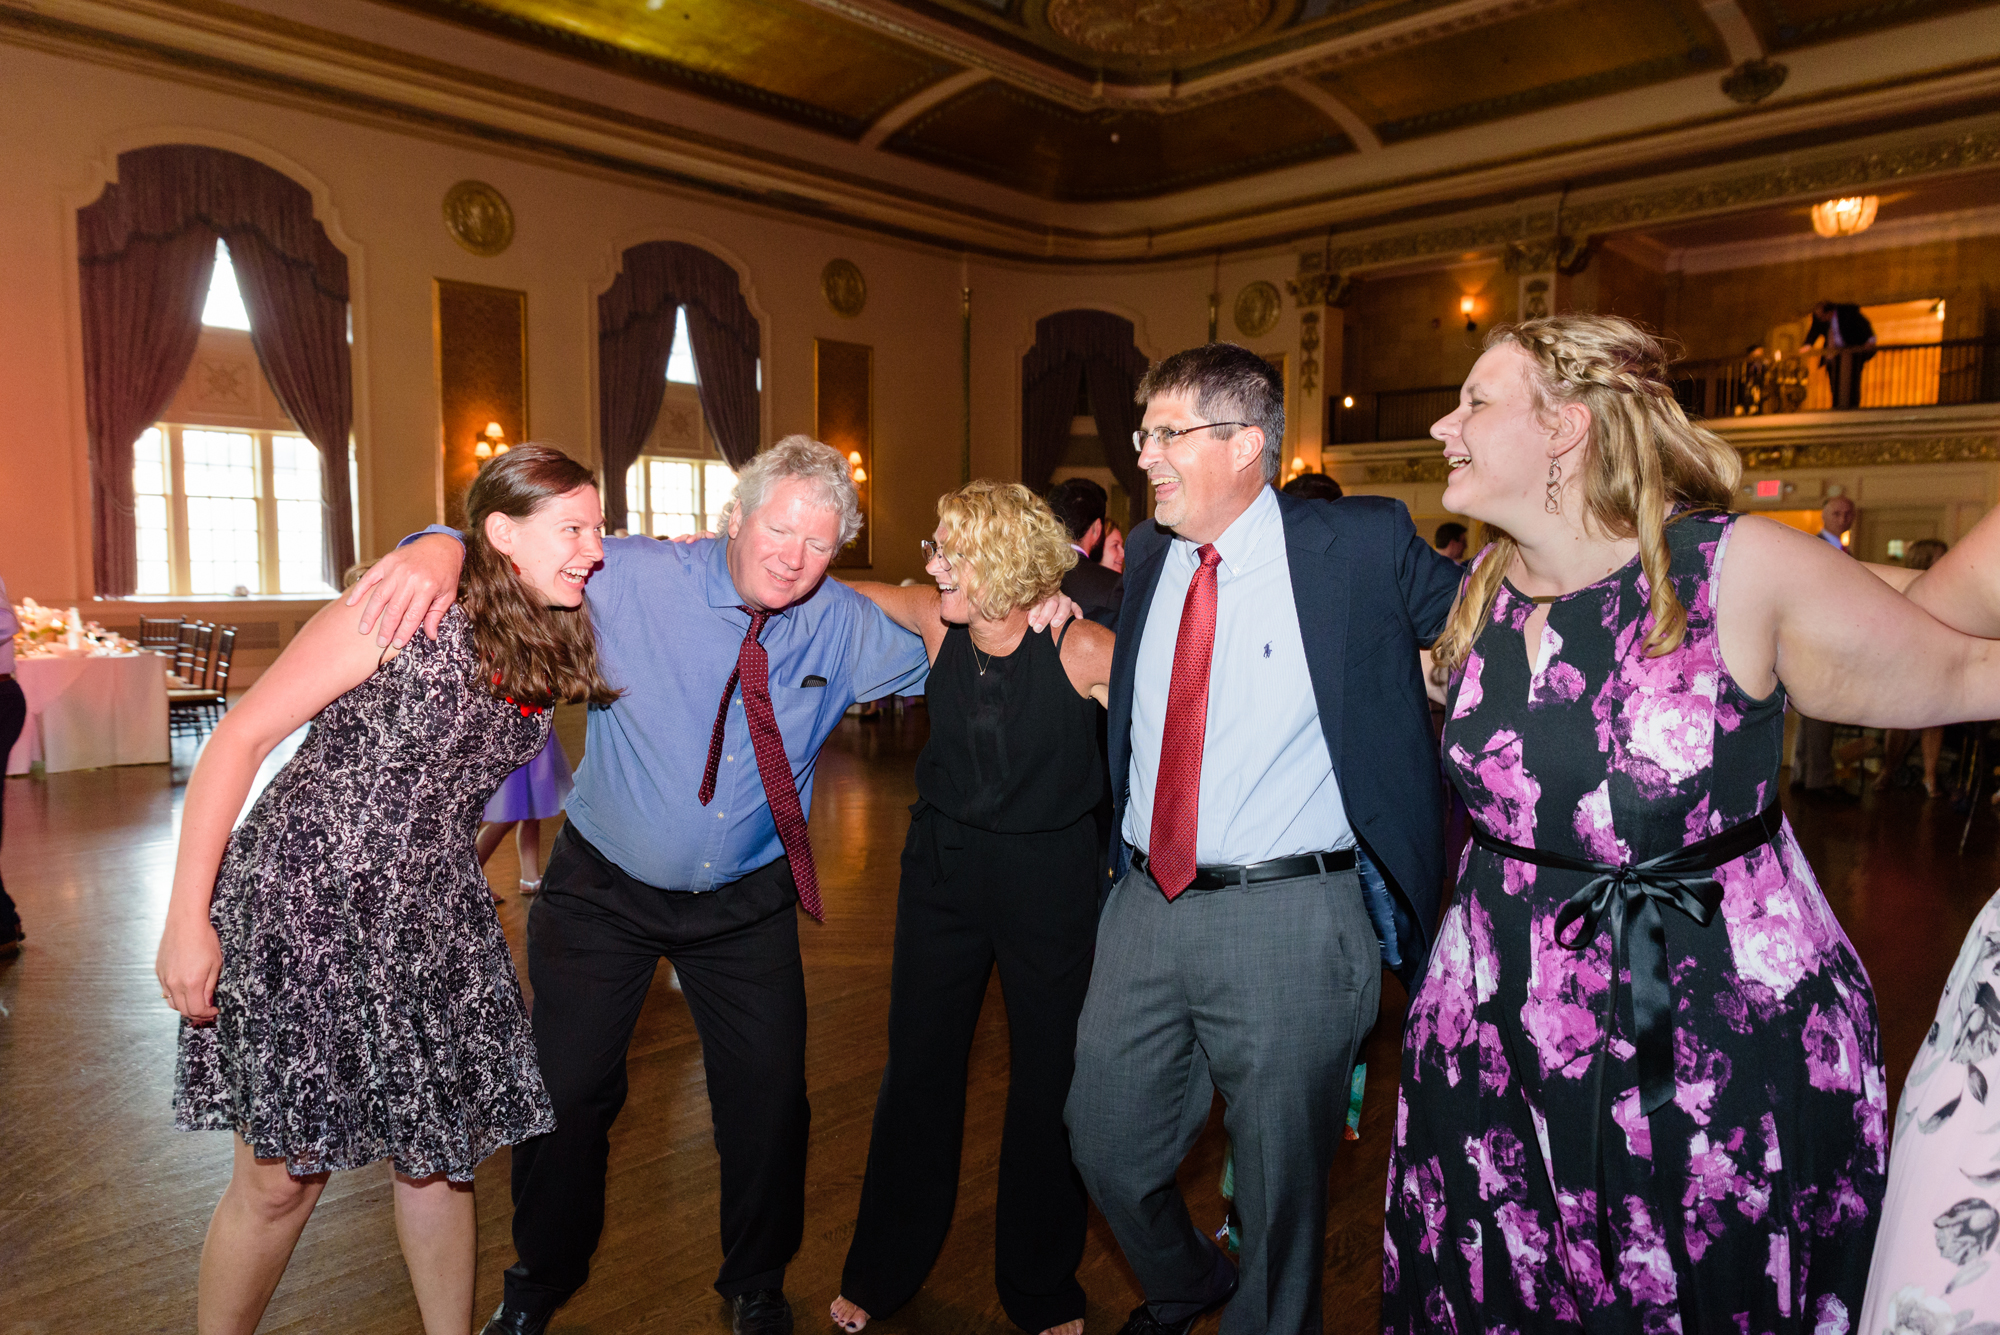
left=380, top=0, right=1995, bottom=202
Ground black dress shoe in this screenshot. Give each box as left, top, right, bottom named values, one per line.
left=480, top=1303, right=550, bottom=1335
left=1114, top=1258, right=1239, bottom=1335
left=731, top=1289, right=794, bottom=1335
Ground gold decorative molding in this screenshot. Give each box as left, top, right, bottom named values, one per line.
left=1287, top=252, right=1354, bottom=309
left=1565, top=130, right=2000, bottom=235
left=1233, top=281, right=1281, bottom=337
left=1363, top=457, right=1454, bottom=484
left=442, top=179, right=514, bottom=257
left=821, top=258, right=867, bottom=318
left=1736, top=437, right=2000, bottom=470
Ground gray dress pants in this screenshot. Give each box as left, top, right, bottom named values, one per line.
left=1065, top=860, right=1380, bottom=1335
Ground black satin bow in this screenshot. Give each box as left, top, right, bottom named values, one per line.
left=1472, top=799, right=1782, bottom=1118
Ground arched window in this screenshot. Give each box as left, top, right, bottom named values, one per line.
left=598, top=241, right=760, bottom=531
left=78, top=145, right=354, bottom=597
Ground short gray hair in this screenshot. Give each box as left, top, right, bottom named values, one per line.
left=1136, top=344, right=1286, bottom=483
left=727, top=434, right=863, bottom=546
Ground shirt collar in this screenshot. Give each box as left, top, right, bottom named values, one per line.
left=1176, top=483, right=1281, bottom=577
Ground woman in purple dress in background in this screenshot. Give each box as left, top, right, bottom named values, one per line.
left=1384, top=315, right=2000, bottom=1332
left=477, top=731, right=572, bottom=896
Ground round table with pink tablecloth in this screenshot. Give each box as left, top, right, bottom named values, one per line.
left=6, top=651, right=172, bottom=775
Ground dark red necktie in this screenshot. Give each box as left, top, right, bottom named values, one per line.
left=699, top=608, right=823, bottom=921
left=1148, top=544, right=1221, bottom=900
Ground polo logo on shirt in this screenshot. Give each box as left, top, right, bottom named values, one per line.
left=1263, top=643, right=1272, bottom=658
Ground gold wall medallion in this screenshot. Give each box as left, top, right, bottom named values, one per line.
left=1233, top=281, right=1281, bottom=338
left=442, top=180, right=514, bottom=257
left=821, top=259, right=867, bottom=318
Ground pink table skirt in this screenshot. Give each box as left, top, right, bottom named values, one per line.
left=6, top=652, right=172, bottom=775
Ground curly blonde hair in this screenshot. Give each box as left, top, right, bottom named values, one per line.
left=936, top=480, right=1078, bottom=619
left=1429, top=315, right=1741, bottom=683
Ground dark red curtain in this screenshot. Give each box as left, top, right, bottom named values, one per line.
left=76, top=224, right=216, bottom=597
left=1021, top=310, right=1151, bottom=529
left=77, top=145, right=354, bottom=594
left=599, top=242, right=761, bottom=525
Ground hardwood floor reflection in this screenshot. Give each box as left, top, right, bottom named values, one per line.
left=0, top=712, right=1987, bottom=1333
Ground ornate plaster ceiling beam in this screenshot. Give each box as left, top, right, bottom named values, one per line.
left=794, top=0, right=1565, bottom=111
left=1282, top=78, right=1381, bottom=154
left=1700, top=0, right=1766, bottom=65
left=859, top=67, right=987, bottom=151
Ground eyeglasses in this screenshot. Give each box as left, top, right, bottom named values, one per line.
left=1132, top=422, right=1255, bottom=453
left=919, top=539, right=953, bottom=566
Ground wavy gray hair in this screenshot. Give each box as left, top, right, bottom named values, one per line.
left=725, top=434, right=863, bottom=546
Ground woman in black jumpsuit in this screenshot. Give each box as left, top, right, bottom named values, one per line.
left=835, top=480, right=1115, bottom=1335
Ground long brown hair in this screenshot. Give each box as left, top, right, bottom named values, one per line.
left=1429, top=315, right=1740, bottom=683
left=461, top=446, right=619, bottom=707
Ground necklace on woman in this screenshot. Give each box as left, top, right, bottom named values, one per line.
left=971, top=641, right=993, bottom=675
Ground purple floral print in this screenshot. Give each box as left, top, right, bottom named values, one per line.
left=1385, top=514, right=1884, bottom=1333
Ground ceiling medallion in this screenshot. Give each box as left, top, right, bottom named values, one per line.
left=442, top=180, right=514, bottom=257
left=1047, top=0, right=1269, bottom=57
left=821, top=258, right=867, bottom=318
left=1233, top=281, right=1281, bottom=338
left=1721, top=58, right=1788, bottom=105
left=1810, top=196, right=1878, bottom=239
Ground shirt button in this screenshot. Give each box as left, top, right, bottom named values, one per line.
left=717, top=811, right=726, bottom=819
left=726, top=755, right=734, bottom=762
left=703, top=862, right=710, bottom=868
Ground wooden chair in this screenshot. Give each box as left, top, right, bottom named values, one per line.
left=169, top=622, right=220, bottom=738
left=170, top=621, right=208, bottom=686
left=138, top=616, right=181, bottom=652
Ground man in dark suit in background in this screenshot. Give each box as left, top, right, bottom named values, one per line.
left=1046, top=477, right=1125, bottom=629
left=1805, top=300, right=1876, bottom=409
left=1064, top=343, right=1461, bottom=1335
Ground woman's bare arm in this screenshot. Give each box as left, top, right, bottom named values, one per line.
left=155, top=601, right=401, bottom=1022
left=1717, top=514, right=2000, bottom=727
left=1899, top=506, right=2000, bottom=638
left=842, top=581, right=949, bottom=663
left=1058, top=619, right=1116, bottom=705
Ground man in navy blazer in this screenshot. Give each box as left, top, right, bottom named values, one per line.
left=1064, top=344, right=1462, bottom=1335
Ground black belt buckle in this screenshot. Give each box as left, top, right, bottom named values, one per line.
left=1134, top=846, right=1357, bottom=891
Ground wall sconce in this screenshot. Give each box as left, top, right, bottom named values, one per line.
left=1460, top=296, right=1478, bottom=332
left=1810, top=196, right=1877, bottom=238
left=1341, top=395, right=1355, bottom=409
left=847, top=450, right=867, bottom=485
left=473, top=421, right=508, bottom=459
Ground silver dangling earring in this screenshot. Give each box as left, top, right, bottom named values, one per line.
left=1545, top=460, right=1562, bottom=514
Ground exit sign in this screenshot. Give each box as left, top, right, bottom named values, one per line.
left=1754, top=479, right=1783, bottom=499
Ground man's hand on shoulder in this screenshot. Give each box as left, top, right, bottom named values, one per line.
left=346, top=533, right=465, bottom=648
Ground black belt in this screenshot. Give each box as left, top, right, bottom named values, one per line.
left=1471, top=799, right=1782, bottom=1121
left=1131, top=846, right=1355, bottom=892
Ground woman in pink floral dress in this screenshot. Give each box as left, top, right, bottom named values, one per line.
left=1385, top=315, right=2000, bottom=1332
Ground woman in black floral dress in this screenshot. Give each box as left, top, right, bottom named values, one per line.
left=155, top=446, right=616, bottom=1335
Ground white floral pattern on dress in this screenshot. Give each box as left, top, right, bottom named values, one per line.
left=174, top=607, right=555, bottom=1181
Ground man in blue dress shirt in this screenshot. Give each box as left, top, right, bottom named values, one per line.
left=353, top=437, right=929, bottom=1335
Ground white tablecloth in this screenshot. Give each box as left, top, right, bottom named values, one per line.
left=6, top=652, right=172, bottom=775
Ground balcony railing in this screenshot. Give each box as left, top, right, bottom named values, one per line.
left=1673, top=339, right=2000, bottom=419
left=1334, top=386, right=1460, bottom=444
left=1334, top=340, right=2000, bottom=443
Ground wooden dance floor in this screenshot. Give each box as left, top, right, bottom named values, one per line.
left=3, top=708, right=1994, bottom=1333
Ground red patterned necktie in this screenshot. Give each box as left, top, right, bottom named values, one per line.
left=699, top=608, right=824, bottom=921
left=1148, top=544, right=1222, bottom=900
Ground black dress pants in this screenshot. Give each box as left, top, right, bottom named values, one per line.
left=841, top=804, right=1099, bottom=1333
left=0, top=677, right=25, bottom=935
left=504, top=824, right=809, bottom=1315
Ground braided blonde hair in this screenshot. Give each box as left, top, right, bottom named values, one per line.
left=1429, top=315, right=1740, bottom=684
